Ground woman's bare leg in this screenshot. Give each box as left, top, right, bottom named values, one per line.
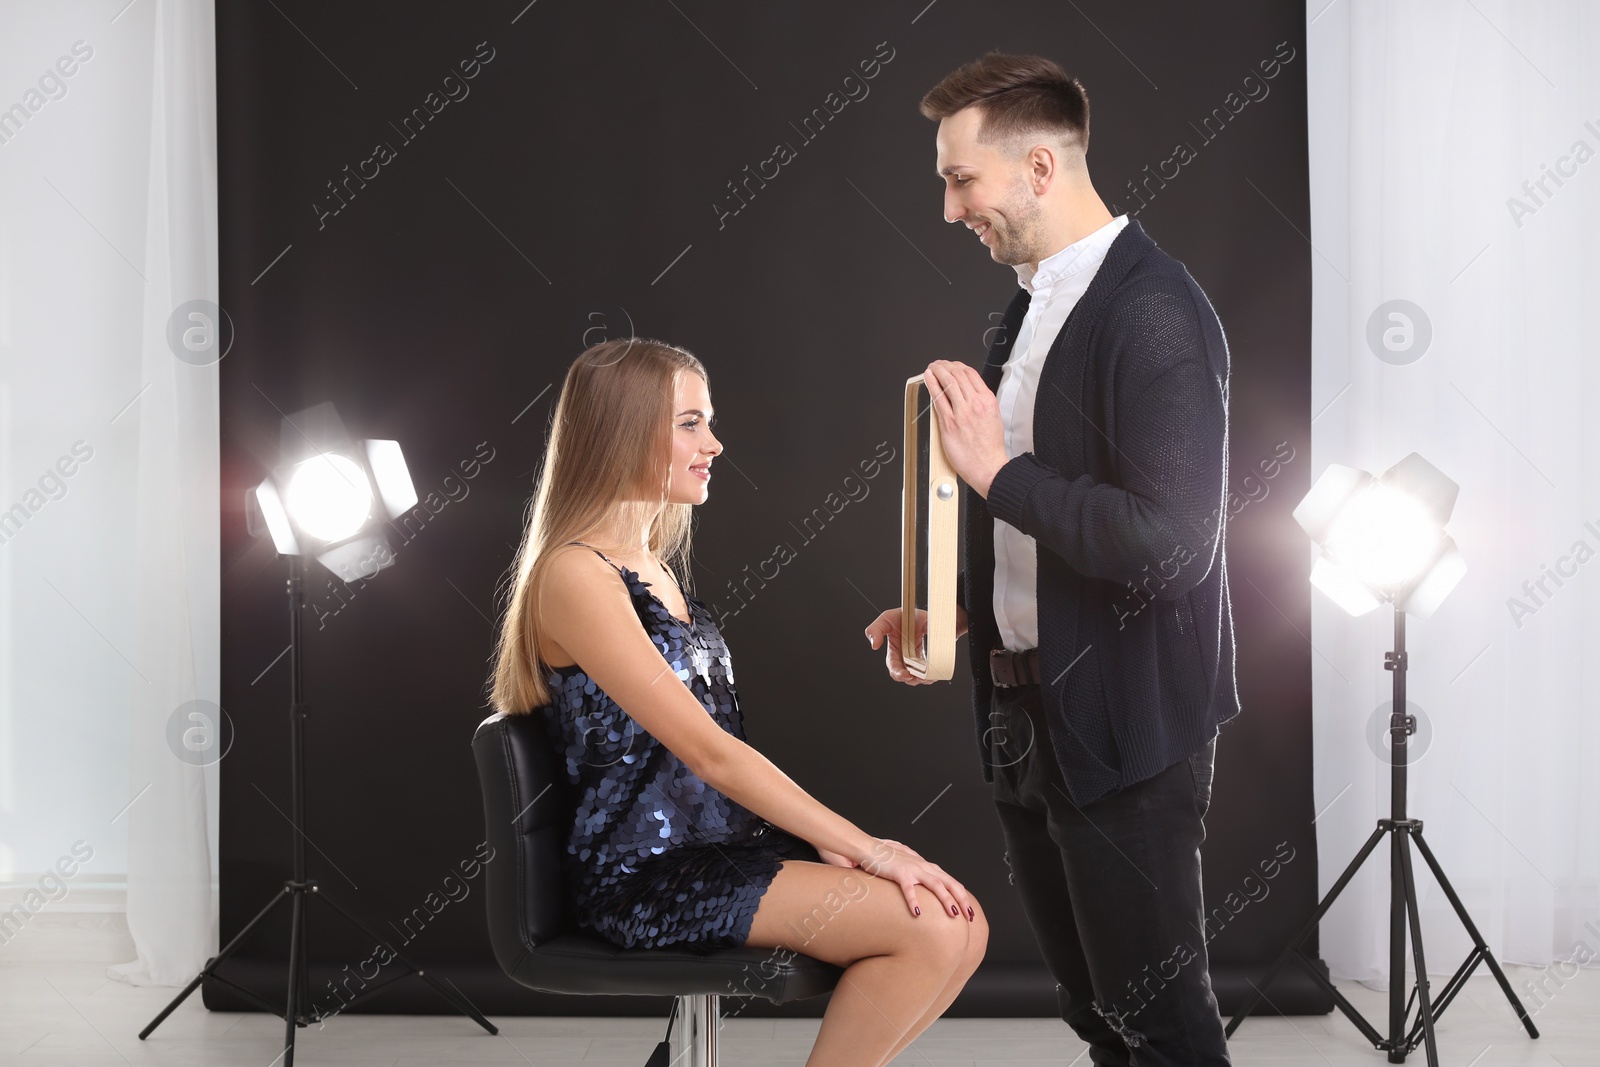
left=744, top=859, right=988, bottom=1067
left=871, top=897, right=988, bottom=1066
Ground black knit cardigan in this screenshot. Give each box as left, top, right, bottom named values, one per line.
left=959, top=217, right=1241, bottom=805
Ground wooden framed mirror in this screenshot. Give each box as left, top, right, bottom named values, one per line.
left=900, top=373, right=960, bottom=681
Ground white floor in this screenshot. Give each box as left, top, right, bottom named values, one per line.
left=0, top=958, right=1591, bottom=1066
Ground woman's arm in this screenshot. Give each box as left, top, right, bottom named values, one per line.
left=540, top=547, right=881, bottom=868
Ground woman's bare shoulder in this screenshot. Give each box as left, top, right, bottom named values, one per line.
left=535, top=545, right=628, bottom=667
left=545, top=543, right=633, bottom=596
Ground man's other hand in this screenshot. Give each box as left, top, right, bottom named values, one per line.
left=865, top=606, right=968, bottom=685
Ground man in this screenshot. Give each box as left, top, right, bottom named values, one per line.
left=866, top=52, right=1239, bottom=1065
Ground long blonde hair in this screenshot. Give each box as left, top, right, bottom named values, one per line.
left=488, top=338, right=707, bottom=714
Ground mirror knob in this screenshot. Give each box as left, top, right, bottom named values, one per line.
left=936, top=482, right=954, bottom=500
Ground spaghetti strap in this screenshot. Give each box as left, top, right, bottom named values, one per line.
left=566, top=540, right=622, bottom=573
left=564, top=541, right=695, bottom=630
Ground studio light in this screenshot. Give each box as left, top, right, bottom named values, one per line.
left=1229, top=452, right=1536, bottom=1066
left=245, top=401, right=419, bottom=583
left=1293, top=452, right=1466, bottom=618
left=142, top=401, right=495, bottom=1065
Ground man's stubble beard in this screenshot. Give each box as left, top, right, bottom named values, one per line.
left=993, top=187, right=1048, bottom=268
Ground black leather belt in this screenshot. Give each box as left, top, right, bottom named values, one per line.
left=990, top=647, right=1040, bottom=688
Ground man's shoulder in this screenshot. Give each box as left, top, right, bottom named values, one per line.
left=1097, top=230, right=1215, bottom=331
left=1112, top=227, right=1198, bottom=294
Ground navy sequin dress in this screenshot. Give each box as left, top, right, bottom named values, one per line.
left=537, top=544, right=820, bottom=951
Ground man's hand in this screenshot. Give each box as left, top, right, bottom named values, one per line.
left=865, top=606, right=969, bottom=685
left=924, top=360, right=1009, bottom=498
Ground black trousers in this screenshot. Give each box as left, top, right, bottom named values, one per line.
left=988, top=681, right=1230, bottom=1066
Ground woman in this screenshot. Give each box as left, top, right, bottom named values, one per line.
left=488, top=338, right=987, bottom=1066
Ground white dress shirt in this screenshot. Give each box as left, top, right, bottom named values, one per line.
left=992, top=213, right=1129, bottom=652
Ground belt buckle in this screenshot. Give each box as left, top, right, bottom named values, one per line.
left=991, top=647, right=1038, bottom=688
left=990, top=648, right=1017, bottom=689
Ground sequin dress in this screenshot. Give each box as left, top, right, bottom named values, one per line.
left=537, top=544, right=820, bottom=951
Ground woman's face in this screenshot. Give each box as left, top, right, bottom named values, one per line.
left=666, top=372, right=721, bottom=504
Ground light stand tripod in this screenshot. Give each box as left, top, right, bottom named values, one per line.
left=139, top=554, right=497, bottom=1065
left=1225, top=605, right=1538, bottom=1064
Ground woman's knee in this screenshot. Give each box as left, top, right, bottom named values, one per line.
left=899, top=892, right=978, bottom=974
left=748, top=862, right=972, bottom=971
left=961, top=897, right=991, bottom=974
left=869, top=880, right=988, bottom=976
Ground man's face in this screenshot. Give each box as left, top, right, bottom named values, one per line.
left=935, top=106, right=1048, bottom=267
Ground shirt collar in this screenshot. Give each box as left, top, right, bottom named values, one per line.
left=1014, top=214, right=1130, bottom=295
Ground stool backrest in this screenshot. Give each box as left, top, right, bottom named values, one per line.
left=472, top=710, right=575, bottom=974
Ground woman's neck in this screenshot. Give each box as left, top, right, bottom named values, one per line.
left=582, top=529, right=653, bottom=565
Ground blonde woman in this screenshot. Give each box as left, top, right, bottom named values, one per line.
left=488, top=338, right=987, bottom=1066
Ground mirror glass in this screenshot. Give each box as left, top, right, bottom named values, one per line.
left=913, top=381, right=931, bottom=661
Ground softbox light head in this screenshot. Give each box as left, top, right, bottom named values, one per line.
left=1296, top=453, right=1465, bottom=617
left=247, top=401, right=417, bottom=582
left=1380, top=452, right=1459, bottom=528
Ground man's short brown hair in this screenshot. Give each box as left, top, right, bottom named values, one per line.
left=919, top=52, right=1090, bottom=158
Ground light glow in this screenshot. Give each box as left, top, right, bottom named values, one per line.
left=1320, top=482, right=1442, bottom=593
left=283, top=454, right=373, bottom=542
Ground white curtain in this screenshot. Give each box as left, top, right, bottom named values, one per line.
left=1308, top=0, right=1599, bottom=983
left=0, top=0, right=218, bottom=981
left=103, top=0, right=219, bottom=987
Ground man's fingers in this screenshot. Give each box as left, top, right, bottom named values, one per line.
left=888, top=647, right=922, bottom=683
left=887, top=648, right=927, bottom=686
left=943, top=367, right=970, bottom=407
left=928, top=360, right=970, bottom=406
left=880, top=616, right=938, bottom=685
left=866, top=609, right=901, bottom=650
left=926, top=365, right=953, bottom=421
left=942, top=359, right=985, bottom=393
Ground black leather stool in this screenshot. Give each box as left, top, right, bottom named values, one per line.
left=472, top=711, right=843, bottom=1066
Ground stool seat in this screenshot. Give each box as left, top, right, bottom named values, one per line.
left=498, top=929, right=844, bottom=1003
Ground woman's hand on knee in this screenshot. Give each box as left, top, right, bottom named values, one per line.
left=861, top=839, right=977, bottom=923
left=877, top=838, right=924, bottom=861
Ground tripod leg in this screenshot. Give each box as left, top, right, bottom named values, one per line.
left=282, top=889, right=305, bottom=1067
left=312, top=890, right=498, bottom=1035
left=140, top=885, right=293, bottom=1040
left=1410, top=829, right=1539, bottom=1039
left=138, top=972, right=209, bottom=1042
left=1226, top=824, right=1388, bottom=1037
left=295, top=897, right=310, bottom=1026
left=1389, top=833, right=1407, bottom=1060
left=1398, top=840, right=1439, bottom=1067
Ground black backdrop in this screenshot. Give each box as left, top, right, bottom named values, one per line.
left=211, top=0, right=1329, bottom=1020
